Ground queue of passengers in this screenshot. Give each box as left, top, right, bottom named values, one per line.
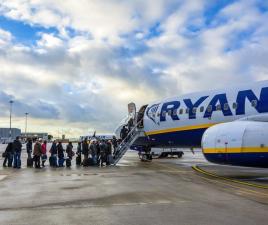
left=2, top=136, right=120, bottom=169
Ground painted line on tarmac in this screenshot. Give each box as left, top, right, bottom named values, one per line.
left=0, top=175, right=7, bottom=181
left=199, top=175, right=268, bottom=198
left=192, top=165, right=268, bottom=189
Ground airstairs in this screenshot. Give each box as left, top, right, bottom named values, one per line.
left=113, top=122, right=145, bottom=165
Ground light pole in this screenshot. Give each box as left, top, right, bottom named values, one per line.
left=25, top=113, right=29, bottom=139
left=9, top=100, right=14, bottom=140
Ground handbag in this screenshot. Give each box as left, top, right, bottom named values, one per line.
left=41, top=154, right=47, bottom=160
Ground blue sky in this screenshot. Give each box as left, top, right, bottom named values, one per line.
left=0, top=0, right=267, bottom=137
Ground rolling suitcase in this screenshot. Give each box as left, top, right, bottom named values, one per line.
left=58, top=158, right=65, bottom=167
left=82, top=158, right=89, bottom=167
left=88, top=158, right=95, bottom=166
left=27, top=157, right=33, bottom=167
left=49, top=156, right=57, bottom=167
left=107, top=155, right=114, bottom=165
left=66, top=158, right=71, bottom=167
left=76, top=155, right=81, bottom=165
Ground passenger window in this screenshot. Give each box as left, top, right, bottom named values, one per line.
left=179, top=109, right=183, bottom=114
left=216, top=104, right=221, bottom=111
left=192, top=107, right=197, bottom=114
left=200, top=106, right=204, bottom=112
left=233, top=102, right=238, bottom=109
left=207, top=105, right=212, bottom=112
left=224, top=103, right=229, bottom=111
left=251, top=100, right=257, bottom=107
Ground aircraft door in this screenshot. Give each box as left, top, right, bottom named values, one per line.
left=137, top=105, right=148, bottom=128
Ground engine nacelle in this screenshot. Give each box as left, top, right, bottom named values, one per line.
left=201, top=121, right=268, bottom=167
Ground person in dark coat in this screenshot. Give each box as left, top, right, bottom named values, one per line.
left=120, top=126, right=128, bottom=140
left=76, top=142, right=82, bottom=156
left=33, top=140, right=42, bottom=168
left=57, top=142, right=65, bottom=167
left=106, top=140, right=112, bottom=165
left=112, top=136, right=117, bottom=150
left=89, top=140, right=97, bottom=164
left=3, top=142, right=13, bottom=167
left=76, top=142, right=82, bottom=165
left=26, top=138, right=32, bottom=159
left=99, top=140, right=107, bottom=167
left=66, top=142, right=74, bottom=160
left=50, top=141, right=57, bottom=155
left=13, top=136, right=22, bottom=169
left=127, top=118, right=134, bottom=132
left=82, top=139, right=89, bottom=160
left=49, top=140, right=58, bottom=167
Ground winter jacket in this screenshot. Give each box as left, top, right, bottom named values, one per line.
left=12, top=139, right=22, bottom=153
left=50, top=143, right=57, bottom=155
left=41, top=143, right=47, bottom=155
left=5, top=143, right=13, bottom=154
left=89, top=144, right=97, bottom=157
left=76, top=143, right=82, bottom=155
left=26, top=141, right=32, bottom=153
left=106, top=142, right=112, bottom=155
left=33, top=142, right=42, bottom=156
left=82, top=142, right=89, bottom=155
left=57, top=143, right=64, bottom=159
left=66, top=144, right=73, bottom=158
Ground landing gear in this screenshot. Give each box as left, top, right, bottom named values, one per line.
left=159, top=151, right=184, bottom=158
left=139, top=153, right=152, bottom=162
left=138, top=145, right=152, bottom=162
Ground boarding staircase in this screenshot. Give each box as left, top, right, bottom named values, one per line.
left=113, top=121, right=145, bottom=165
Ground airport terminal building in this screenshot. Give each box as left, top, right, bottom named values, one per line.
left=0, top=128, right=21, bottom=142
left=21, top=132, right=48, bottom=140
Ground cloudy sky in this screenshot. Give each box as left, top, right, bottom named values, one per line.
left=0, top=0, right=268, bottom=137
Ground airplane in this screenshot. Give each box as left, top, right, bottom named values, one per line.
left=80, top=132, right=115, bottom=142
left=115, top=80, right=268, bottom=168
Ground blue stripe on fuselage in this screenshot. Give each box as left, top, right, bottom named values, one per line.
left=146, top=128, right=207, bottom=147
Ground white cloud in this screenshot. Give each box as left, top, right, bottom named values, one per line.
left=0, top=0, right=268, bottom=137
left=0, top=28, right=12, bottom=47
left=37, top=33, right=64, bottom=48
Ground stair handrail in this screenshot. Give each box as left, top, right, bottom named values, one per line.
left=113, top=120, right=143, bottom=162
left=119, top=120, right=142, bottom=147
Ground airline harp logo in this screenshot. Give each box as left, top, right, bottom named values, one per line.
left=146, top=103, right=160, bottom=125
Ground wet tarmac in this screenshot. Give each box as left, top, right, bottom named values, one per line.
left=0, top=145, right=267, bottom=225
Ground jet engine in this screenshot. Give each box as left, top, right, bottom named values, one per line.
left=201, top=121, right=268, bottom=167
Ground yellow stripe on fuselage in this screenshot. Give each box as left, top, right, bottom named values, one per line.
left=203, top=147, right=268, bottom=154
left=145, top=123, right=217, bottom=136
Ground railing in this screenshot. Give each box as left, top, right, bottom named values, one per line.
left=113, top=121, right=144, bottom=165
